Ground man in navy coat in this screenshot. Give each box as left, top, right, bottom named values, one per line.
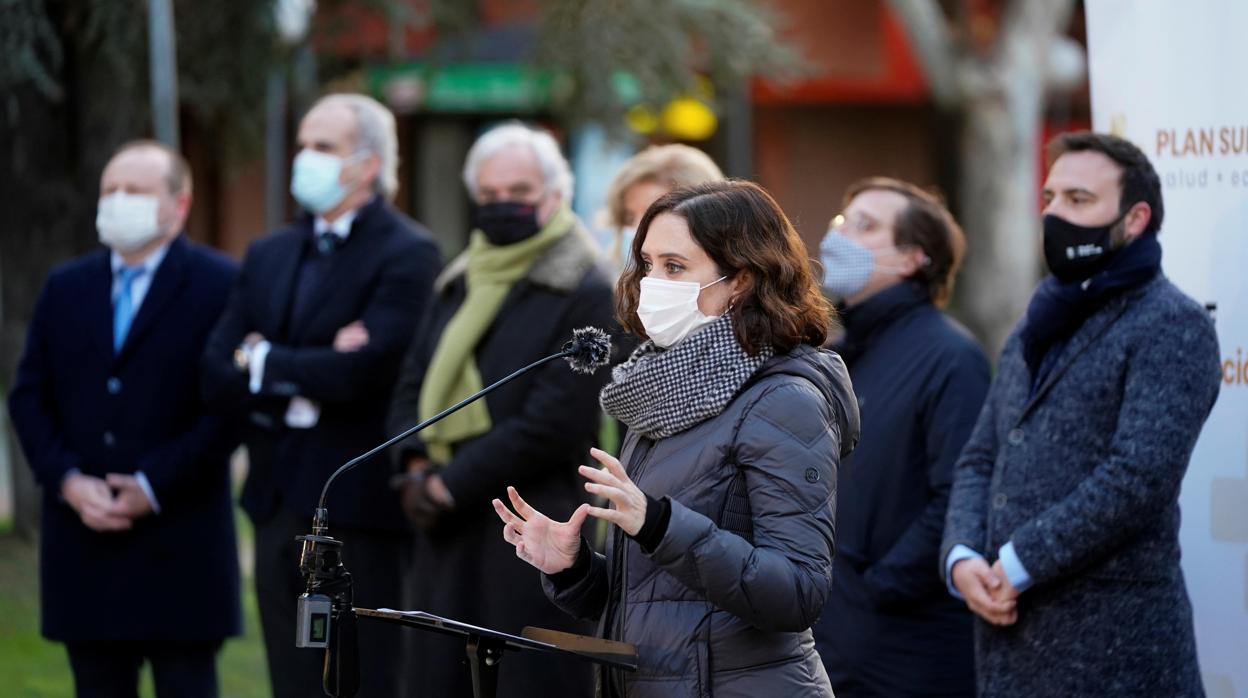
left=814, top=177, right=986, bottom=696
left=9, top=140, right=241, bottom=697
left=942, top=132, right=1221, bottom=695
left=201, top=93, right=441, bottom=698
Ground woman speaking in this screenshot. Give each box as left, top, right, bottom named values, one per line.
left=493, top=180, right=859, bottom=696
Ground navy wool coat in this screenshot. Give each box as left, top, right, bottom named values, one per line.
left=9, top=237, right=242, bottom=642
left=815, top=282, right=986, bottom=696
left=942, top=274, right=1221, bottom=696
left=201, top=197, right=441, bottom=531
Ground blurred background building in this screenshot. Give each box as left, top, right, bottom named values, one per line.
left=0, top=0, right=1092, bottom=607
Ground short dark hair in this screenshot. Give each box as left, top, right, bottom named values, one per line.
left=617, top=180, right=832, bottom=354
left=841, top=177, right=965, bottom=306
left=112, top=139, right=193, bottom=195
left=1046, top=131, right=1163, bottom=235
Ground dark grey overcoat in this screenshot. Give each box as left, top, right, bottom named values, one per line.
left=942, top=274, right=1220, bottom=696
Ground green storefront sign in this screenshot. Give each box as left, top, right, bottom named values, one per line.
left=367, top=63, right=558, bottom=113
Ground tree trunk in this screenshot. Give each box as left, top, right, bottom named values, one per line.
left=955, top=87, right=1044, bottom=357
left=953, top=0, right=1069, bottom=358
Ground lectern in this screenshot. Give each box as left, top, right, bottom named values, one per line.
left=356, top=608, right=638, bottom=698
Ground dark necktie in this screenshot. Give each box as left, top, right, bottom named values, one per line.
left=290, top=232, right=338, bottom=327
left=316, top=231, right=340, bottom=255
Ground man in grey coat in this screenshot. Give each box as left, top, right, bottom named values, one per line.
left=942, top=131, right=1221, bottom=696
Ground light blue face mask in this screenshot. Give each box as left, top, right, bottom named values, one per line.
left=820, top=231, right=876, bottom=299
left=290, top=149, right=365, bottom=214
left=820, top=231, right=928, bottom=301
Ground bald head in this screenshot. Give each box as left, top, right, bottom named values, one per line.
left=99, top=141, right=193, bottom=259
left=104, top=140, right=192, bottom=197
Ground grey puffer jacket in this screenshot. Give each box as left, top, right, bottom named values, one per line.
left=544, top=344, right=860, bottom=697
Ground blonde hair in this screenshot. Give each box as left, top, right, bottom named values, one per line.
left=603, top=145, right=722, bottom=266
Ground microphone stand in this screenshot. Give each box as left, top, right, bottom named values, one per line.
left=297, top=342, right=597, bottom=698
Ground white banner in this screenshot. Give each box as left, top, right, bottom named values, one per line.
left=1087, top=2, right=1248, bottom=696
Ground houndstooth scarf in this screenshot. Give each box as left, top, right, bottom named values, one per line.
left=600, top=313, right=774, bottom=439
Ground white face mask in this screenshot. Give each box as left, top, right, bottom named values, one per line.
left=637, top=275, right=728, bottom=348
left=97, top=192, right=162, bottom=253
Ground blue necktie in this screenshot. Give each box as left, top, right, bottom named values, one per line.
left=113, top=266, right=145, bottom=352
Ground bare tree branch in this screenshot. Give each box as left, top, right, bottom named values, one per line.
left=887, top=0, right=960, bottom=106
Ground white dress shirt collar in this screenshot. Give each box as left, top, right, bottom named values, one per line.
left=314, top=207, right=359, bottom=240
left=110, top=237, right=172, bottom=277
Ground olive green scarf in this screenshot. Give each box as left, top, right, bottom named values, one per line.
left=418, top=206, right=573, bottom=463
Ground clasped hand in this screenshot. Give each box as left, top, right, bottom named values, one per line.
left=951, top=557, right=1020, bottom=626
left=61, top=472, right=154, bottom=532
left=491, top=448, right=646, bottom=575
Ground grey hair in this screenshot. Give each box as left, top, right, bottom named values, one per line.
left=312, top=93, right=400, bottom=201
left=462, top=122, right=574, bottom=203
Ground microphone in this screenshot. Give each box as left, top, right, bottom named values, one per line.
left=296, top=327, right=612, bottom=696
left=313, top=325, right=614, bottom=517
left=563, top=325, right=613, bottom=375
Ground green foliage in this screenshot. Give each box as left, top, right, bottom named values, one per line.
left=172, top=0, right=283, bottom=157
left=1, top=0, right=802, bottom=154
left=2, top=1, right=280, bottom=157
left=535, top=0, right=804, bottom=127
left=0, top=0, right=63, bottom=107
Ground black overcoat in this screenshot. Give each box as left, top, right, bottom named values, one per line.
left=388, top=221, right=616, bottom=697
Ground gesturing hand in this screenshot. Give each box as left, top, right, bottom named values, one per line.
left=493, top=486, right=590, bottom=575
left=952, top=557, right=1018, bottom=626
left=579, top=448, right=647, bottom=537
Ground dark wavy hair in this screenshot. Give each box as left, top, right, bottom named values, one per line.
left=616, top=179, right=832, bottom=354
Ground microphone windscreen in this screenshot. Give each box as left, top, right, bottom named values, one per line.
left=563, top=326, right=613, bottom=374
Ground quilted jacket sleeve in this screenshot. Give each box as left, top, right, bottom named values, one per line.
left=647, top=378, right=844, bottom=633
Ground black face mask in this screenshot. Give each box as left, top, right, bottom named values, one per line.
left=1042, top=210, right=1128, bottom=283
left=473, top=201, right=541, bottom=246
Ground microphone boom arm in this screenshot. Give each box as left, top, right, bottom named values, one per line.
left=314, top=347, right=575, bottom=518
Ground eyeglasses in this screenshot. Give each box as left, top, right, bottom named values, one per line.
left=829, top=213, right=883, bottom=235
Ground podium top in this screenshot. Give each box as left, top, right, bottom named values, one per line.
left=356, top=608, right=638, bottom=672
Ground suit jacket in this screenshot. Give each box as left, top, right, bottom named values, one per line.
left=202, top=197, right=441, bottom=531
left=8, top=236, right=242, bottom=642
left=941, top=274, right=1220, bottom=696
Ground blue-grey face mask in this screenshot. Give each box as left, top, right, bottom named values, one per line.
left=820, top=231, right=875, bottom=299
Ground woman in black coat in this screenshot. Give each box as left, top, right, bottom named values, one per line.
left=493, top=180, right=860, bottom=697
